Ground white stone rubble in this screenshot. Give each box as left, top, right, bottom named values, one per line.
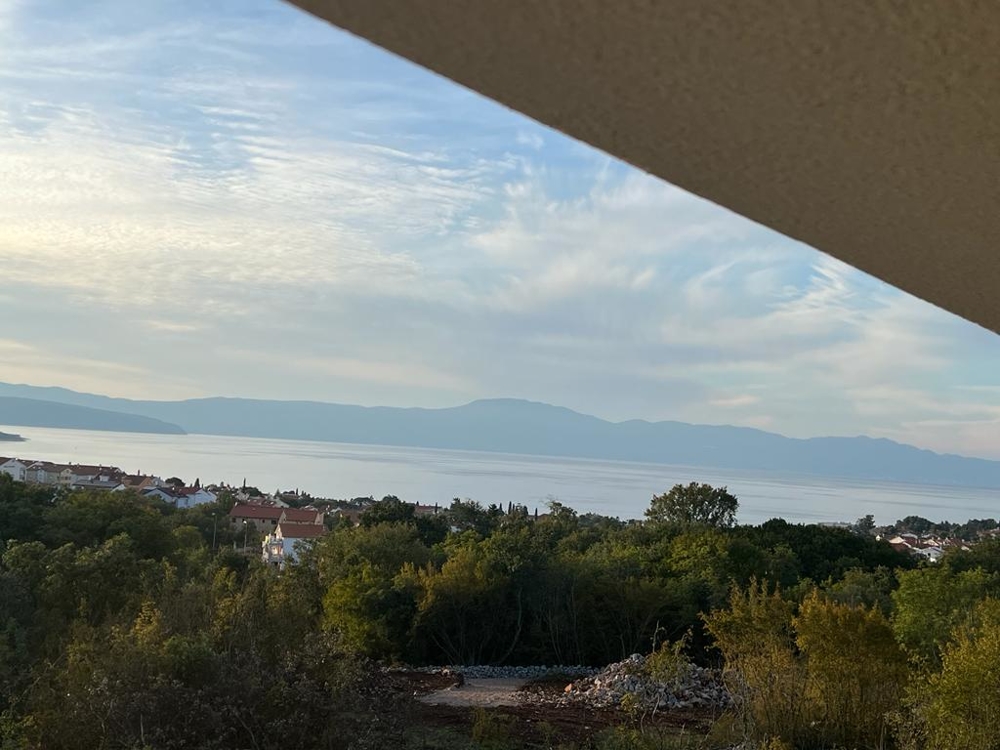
left=558, top=654, right=731, bottom=711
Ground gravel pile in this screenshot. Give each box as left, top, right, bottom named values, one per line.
left=558, top=654, right=730, bottom=711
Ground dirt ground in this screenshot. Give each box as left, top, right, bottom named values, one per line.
left=419, top=678, right=529, bottom=707
left=390, top=671, right=718, bottom=746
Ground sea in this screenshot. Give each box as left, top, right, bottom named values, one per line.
left=3, top=425, right=998, bottom=525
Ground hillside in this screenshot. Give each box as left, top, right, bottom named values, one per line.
left=0, top=382, right=998, bottom=488
left=0, top=396, right=186, bottom=435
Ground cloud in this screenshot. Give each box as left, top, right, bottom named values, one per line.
left=291, top=355, right=473, bottom=393
left=0, top=0, right=998, bottom=459
left=709, top=395, right=761, bottom=408
left=0, top=338, right=187, bottom=399
left=515, top=130, right=544, bottom=150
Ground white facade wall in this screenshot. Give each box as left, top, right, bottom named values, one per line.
left=0, top=459, right=28, bottom=482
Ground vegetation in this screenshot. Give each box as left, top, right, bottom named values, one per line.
left=2, top=474, right=999, bottom=748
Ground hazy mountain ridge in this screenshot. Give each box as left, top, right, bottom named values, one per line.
left=0, top=383, right=998, bottom=488
left=0, top=396, right=186, bottom=435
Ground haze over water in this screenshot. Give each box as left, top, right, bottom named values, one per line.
left=4, top=425, right=998, bottom=525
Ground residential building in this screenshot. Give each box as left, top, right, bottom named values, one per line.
left=25, top=462, right=64, bottom=485
left=60, top=464, right=122, bottom=487
left=281, top=507, right=324, bottom=525
left=74, top=478, right=126, bottom=492
left=262, top=522, right=328, bottom=568
left=121, top=474, right=163, bottom=492
left=0, top=458, right=29, bottom=482
left=142, top=486, right=218, bottom=508
left=229, top=504, right=285, bottom=534
left=229, top=504, right=323, bottom=534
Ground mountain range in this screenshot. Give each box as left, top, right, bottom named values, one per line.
left=0, top=381, right=998, bottom=488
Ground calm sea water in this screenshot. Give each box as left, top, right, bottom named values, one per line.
left=3, top=425, right=998, bottom=525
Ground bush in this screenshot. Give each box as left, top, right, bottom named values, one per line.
left=900, top=598, right=1000, bottom=750
left=794, top=592, right=907, bottom=749
left=702, top=581, right=809, bottom=747
left=704, top=582, right=908, bottom=750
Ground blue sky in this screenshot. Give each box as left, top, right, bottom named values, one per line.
left=1, top=0, right=999, bottom=459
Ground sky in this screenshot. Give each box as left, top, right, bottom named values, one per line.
left=1, top=0, right=999, bottom=460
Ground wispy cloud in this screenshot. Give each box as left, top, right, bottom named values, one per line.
left=0, top=0, right=998, bottom=458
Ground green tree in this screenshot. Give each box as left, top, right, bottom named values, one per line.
left=360, top=495, right=415, bottom=527
left=891, top=565, right=999, bottom=665
left=645, top=483, right=738, bottom=528
left=903, top=599, right=1000, bottom=750
left=794, top=592, right=908, bottom=748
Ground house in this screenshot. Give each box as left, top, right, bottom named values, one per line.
left=173, top=486, right=217, bottom=508
left=262, top=522, right=328, bottom=568
left=60, top=464, right=122, bottom=487
left=74, top=478, right=126, bottom=492
left=142, top=486, right=217, bottom=508
left=25, top=462, right=64, bottom=485
left=0, top=458, right=29, bottom=482
left=229, top=503, right=285, bottom=533
left=229, top=504, right=323, bottom=534
left=281, top=507, right=324, bottom=525
left=329, top=507, right=365, bottom=526
left=121, top=474, right=163, bottom=492
left=914, top=546, right=944, bottom=563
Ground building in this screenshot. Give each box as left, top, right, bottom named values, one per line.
left=25, top=462, right=64, bottom=485
left=121, top=474, right=163, bottom=492
left=229, top=504, right=324, bottom=535
left=262, top=522, right=328, bottom=568
left=0, top=458, right=29, bottom=482
left=60, top=464, right=122, bottom=487
left=229, top=503, right=285, bottom=534
left=143, top=486, right=218, bottom=508
left=281, top=507, right=324, bottom=525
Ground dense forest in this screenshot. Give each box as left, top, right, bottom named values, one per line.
left=3, top=475, right=1000, bottom=749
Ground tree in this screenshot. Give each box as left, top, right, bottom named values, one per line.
left=891, top=565, right=1000, bottom=665
left=360, top=496, right=415, bottom=527
left=904, top=599, right=1000, bottom=750
left=854, top=514, right=875, bottom=533
left=645, top=483, right=738, bottom=528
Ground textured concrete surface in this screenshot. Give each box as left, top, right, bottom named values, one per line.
left=289, top=0, right=1000, bottom=336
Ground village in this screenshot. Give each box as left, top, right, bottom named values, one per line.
left=3, top=453, right=996, bottom=574
left=0, top=454, right=508, bottom=569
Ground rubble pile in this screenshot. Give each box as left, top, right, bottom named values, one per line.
left=560, top=654, right=730, bottom=711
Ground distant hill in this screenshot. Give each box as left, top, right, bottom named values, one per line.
left=0, top=382, right=998, bottom=488
left=0, top=396, right=185, bottom=435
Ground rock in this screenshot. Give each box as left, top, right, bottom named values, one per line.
left=555, top=654, right=731, bottom=712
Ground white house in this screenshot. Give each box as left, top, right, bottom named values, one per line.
left=62, top=465, right=121, bottom=487
left=142, top=486, right=217, bottom=508
left=25, top=462, right=64, bottom=485
left=0, top=458, right=29, bottom=482
left=914, top=546, right=944, bottom=563
left=176, top=487, right=217, bottom=508
left=262, top=523, right=327, bottom=568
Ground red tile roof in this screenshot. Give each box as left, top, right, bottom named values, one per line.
left=229, top=504, right=284, bottom=520
left=282, top=508, right=323, bottom=523
left=278, top=523, right=327, bottom=539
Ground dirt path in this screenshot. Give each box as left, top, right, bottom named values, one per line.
left=418, top=678, right=529, bottom=707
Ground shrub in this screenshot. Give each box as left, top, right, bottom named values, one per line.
left=702, top=581, right=810, bottom=747
left=900, top=598, right=1000, bottom=750
left=794, top=592, right=907, bottom=749
left=705, top=582, right=908, bottom=750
